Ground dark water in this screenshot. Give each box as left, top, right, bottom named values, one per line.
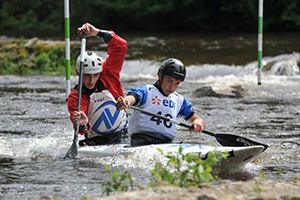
left=0, top=32, right=300, bottom=199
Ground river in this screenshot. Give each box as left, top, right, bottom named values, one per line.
left=0, top=32, right=300, bottom=199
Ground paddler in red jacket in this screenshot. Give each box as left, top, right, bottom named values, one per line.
left=67, top=23, right=128, bottom=146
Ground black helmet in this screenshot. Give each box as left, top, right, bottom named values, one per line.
left=158, top=58, right=186, bottom=81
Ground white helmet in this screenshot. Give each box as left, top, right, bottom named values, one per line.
left=76, top=51, right=102, bottom=74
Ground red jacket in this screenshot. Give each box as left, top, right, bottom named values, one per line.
left=67, top=31, right=127, bottom=135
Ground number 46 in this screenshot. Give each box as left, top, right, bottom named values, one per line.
left=150, top=111, right=173, bottom=128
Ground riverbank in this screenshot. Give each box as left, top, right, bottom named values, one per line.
left=0, top=37, right=80, bottom=75
left=36, top=176, right=300, bottom=200
left=83, top=176, right=300, bottom=200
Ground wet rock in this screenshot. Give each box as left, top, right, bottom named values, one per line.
left=193, top=85, right=245, bottom=98
left=263, top=53, right=300, bottom=75
left=39, top=195, right=55, bottom=200
left=193, top=86, right=218, bottom=97
left=24, top=37, right=39, bottom=50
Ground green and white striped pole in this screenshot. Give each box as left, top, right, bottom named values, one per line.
left=258, top=0, right=263, bottom=85
left=64, top=0, right=71, bottom=97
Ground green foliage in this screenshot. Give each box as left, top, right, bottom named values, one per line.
left=259, top=170, right=267, bottom=180
left=262, top=0, right=300, bottom=30
left=34, top=47, right=66, bottom=75
left=0, top=0, right=63, bottom=35
left=0, top=40, right=79, bottom=75
left=100, top=147, right=229, bottom=196
left=101, top=164, right=135, bottom=196
left=253, top=182, right=263, bottom=192
left=83, top=0, right=300, bottom=32
left=0, top=0, right=299, bottom=37
left=276, top=170, right=282, bottom=177
left=150, top=147, right=229, bottom=187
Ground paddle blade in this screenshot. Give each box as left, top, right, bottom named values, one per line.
left=215, top=133, right=269, bottom=151
left=64, top=141, right=78, bottom=159
left=64, top=127, right=79, bottom=159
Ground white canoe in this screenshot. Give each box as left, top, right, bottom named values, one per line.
left=78, top=143, right=265, bottom=169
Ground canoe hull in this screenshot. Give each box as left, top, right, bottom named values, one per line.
left=78, top=143, right=264, bottom=169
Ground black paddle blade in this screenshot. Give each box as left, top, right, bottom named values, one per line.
left=215, top=133, right=269, bottom=151
left=64, top=128, right=79, bottom=159
left=64, top=141, right=78, bottom=159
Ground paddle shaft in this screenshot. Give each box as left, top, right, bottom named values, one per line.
left=130, top=106, right=268, bottom=150
left=130, top=106, right=216, bottom=136
left=76, top=34, right=86, bottom=112
left=130, top=105, right=192, bottom=129
left=64, top=34, right=86, bottom=159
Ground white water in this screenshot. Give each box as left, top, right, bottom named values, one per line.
left=1, top=52, right=299, bottom=199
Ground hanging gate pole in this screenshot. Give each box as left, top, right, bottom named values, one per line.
left=257, top=0, right=263, bottom=85
left=64, top=0, right=71, bottom=97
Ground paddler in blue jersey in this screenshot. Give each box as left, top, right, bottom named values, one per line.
left=116, top=58, right=205, bottom=146
left=67, top=23, right=128, bottom=146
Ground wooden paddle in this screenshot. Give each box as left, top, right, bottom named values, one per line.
left=130, top=106, right=269, bottom=151
left=64, top=34, right=86, bottom=159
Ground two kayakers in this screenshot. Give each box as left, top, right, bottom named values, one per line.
left=116, top=58, right=205, bottom=146
left=67, top=23, right=128, bottom=146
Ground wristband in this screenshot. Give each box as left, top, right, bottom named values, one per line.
left=97, top=30, right=112, bottom=43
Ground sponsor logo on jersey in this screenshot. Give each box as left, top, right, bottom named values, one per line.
left=91, top=101, right=121, bottom=135
left=152, top=95, right=175, bottom=108
left=152, top=96, right=161, bottom=105
left=93, top=95, right=113, bottom=103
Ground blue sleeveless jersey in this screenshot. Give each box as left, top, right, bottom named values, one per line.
left=128, top=84, right=194, bottom=139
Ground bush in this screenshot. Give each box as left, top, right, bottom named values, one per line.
left=150, top=147, right=229, bottom=187
left=101, top=164, right=135, bottom=196
left=100, top=146, right=229, bottom=196
left=0, top=39, right=80, bottom=75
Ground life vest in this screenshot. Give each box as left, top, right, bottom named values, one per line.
left=87, top=90, right=128, bottom=136
left=129, top=84, right=185, bottom=140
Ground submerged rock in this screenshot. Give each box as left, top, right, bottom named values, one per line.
left=193, top=85, right=245, bottom=98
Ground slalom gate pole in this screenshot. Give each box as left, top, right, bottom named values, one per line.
left=64, top=0, right=71, bottom=98
left=257, top=0, right=263, bottom=85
